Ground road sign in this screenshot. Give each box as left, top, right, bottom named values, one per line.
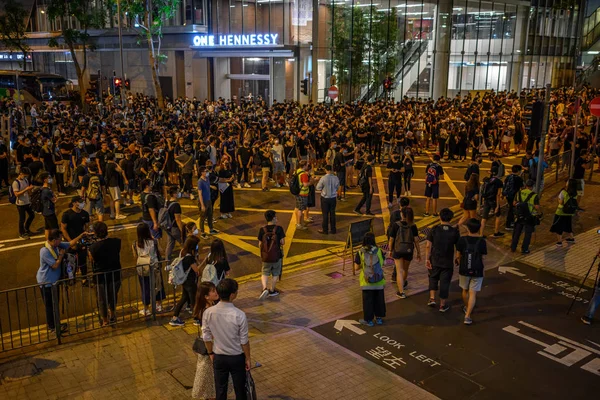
left=590, top=97, right=600, bottom=117
left=328, top=86, right=339, bottom=100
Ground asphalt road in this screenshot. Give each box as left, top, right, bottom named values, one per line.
left=313, top=261, right=600, bottom=400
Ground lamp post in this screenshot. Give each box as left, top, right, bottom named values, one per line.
left=116, top=0, right=127, bottom=108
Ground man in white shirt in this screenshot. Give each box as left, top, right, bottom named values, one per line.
left=203, top=278, right=251, bottom=399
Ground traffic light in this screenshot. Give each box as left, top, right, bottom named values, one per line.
left=301, top=79, right=308, bottom=95
left=124, top=79, right=130, bottom=90
left=114, top=78, right=122, bottom=87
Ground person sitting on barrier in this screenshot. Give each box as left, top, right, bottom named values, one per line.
left=88, top=221, right=122, bottom=327
left=37, top=229, right=89, bottom=334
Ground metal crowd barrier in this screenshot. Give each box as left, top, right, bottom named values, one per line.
left=540, top=151, right=571, bottom=191
left=0, top=260, right=186, bottom=353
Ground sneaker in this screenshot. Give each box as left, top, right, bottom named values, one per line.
left=227, top=213, right=233, bottom=218
left=305, top=217, right=315, bottom=223
left=259, top=289, right=270, bottom=300
left=296, top=224, right=307, bottom=230
left=275, top=184, right=281, bottom=188
left=109, top=214, right=116, bottom=219
left=268, top=290, right=280, bottom=297
left=432, top=213, right=439, bottom=217
left=237, top=184, right=242, bottom=189
left=19, top=234, right=30, bottom=240
left=193, top=318, right=202, bottom=326
left=396, top=291, right=407, bottom=299
left=556, top=242, right=563, bottom=247
left=169, top=317, right=185, bottom=326
left=521, top=250, right=531, bottom=255
left=156, top=304, right=163, bottom=313
left=581, top=316, right=592, bottom=325
left=566, top=238, right=575, bottom=244
left=209, top=229, right=219, bottom=235
left=243, top=183, right=251, bottom=188
left=427, top=298, right=437, bottom=307
left=353, top=210, right=362, bottom=216
left=492, top=232, right=505, bottom=238
left=115, top=214, right=127, bottom=220
left=190, top=194, right=195, bottom=200
left=375, top=317, right=383, bottom=325
left=139, top=309, right=150, bottom=316
left=505, top=226, right=514, bottom=231
left=220, top=214, right=229, bottom=219
left=464, top=317, right=473, bottom=325
left=339, top=197, right=347, bottom=202
left=200, top=233, right=209, bottom=240
left=439, top=305, right=450, bottom=313
left=423, top=213, right=430, bottom=217
left=359, top=319, right=374, bottom=327
left=58, top=192, right=67, bottom=196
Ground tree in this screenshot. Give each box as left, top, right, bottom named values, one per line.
left=124, top=0, right=180, bottom=109
left=0, top=0, right=31, bottom=71
left=47, top=0, right=105, bottom=107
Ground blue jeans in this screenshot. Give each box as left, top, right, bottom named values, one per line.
left=585, top=282, right=600, bottom=319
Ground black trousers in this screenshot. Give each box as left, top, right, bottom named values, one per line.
left=173, top=279, right=196, bottom=317
left=388, top=175, right=402, bottom=203
left=362, top=289, right=386, bottom=322
left=237, top=166, right=249, bottom=183
left=17, top=204, right=35, bottom=236
left=182, top=173, right=193, bottom=193
left=214, top=353, right=247, bottom=400
left=511, top=222, right=535, bottom=252
left=505, top=195, right=516, bottom=228
left=96, top=280, right=121, bottom=321
left=355, top=190, right=373, bottom=213
left=40, top=286, right=58, bottom=330
left=320, top=197, right=337, bottom=233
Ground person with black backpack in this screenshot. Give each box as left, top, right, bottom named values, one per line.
left=140, top=178, right=163, bottom=240
left=425, top=208, right=460, bottom=312
left=257, top=210, right=285, bottom=300
left=12, top=167, right=35, bottom=239
left=503, top=165, right=524, bottom=231
left=39, top=172, right=58, bottom=240
left=81, top=163, right=106, bottom=223
left=456, top=218, right=487, bottom=325
left=387, top=206, right=421, bottom=299
left=479, top=166, right=505, bottom=238
left=354, top=232, right=386, bottom=327
left=354, top=155, right=375, bottom=216
left=550, top=179, right=578, bottom=247
left=510, top=180, right=540, bottom=254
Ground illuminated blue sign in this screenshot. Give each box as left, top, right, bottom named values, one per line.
left=192, top=34, right=279, bottom=47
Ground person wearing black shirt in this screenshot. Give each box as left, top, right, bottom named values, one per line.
left=333, top=145, right=348, bottom=201
left=170, top=236, right=200, bottom=326
left=480, top=167, right=505, bottom=238
left=120, top=150, right=135, bottom=205
left=464, top=156, right=481, bottom=182
left=207, top=238, right=231, bottom=284
left=104, top=153, right=128, bottom=220
left=89, top=222, right=122, bottom=327
left=236, top=141, right=253, bottom=188
left=95, top=142, right=111, bottom=175
left=28, top=150, right=45, bottom=186
left=573, top=150, right=591, bottom=199
left=61, top=196, right=91, bottom=282
left=503, top=165, right=524, bottom=230
left=425, top=209, right=460, bottom=312
left=0, top=140, right=9, bottom=189
left=386, top=153, right=403, bottom=208
left=354, top=155, right=375, bottom=216
left=258, top=210, right=286, bottom=300
left=140, top=179, right=163, bottom=239
left=165, top=185, right=185, bottom=260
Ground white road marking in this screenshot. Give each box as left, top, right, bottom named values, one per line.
left=334, top=319, right=367, bottom=335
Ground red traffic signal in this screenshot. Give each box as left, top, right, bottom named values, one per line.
left=114, top=78, right=122, bottom=87
left=124, top=79, right=130, bottom=90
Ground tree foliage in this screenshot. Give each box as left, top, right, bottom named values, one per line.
left=331, top=5, right=399, bottom=102
left=0, top=0, right=31, bottom=70
left=47, top=0, right=105, bottom=107
left=124, top=0, right=181, bottom=108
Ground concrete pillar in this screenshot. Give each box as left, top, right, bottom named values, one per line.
left=432, top=0, right=453, bottom=100
left=213, top=57, right=231, bottom=100
left=272, top=58, right=286, bottom=103
left=310, top=0, right=319, bottom=103
left=511, top=5, right=530, bottom=92
left=193, top=57, right=209, bottom=100
left=185, top=51, right=194, bottom=99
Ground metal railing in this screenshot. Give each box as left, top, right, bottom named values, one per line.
left=539, top=150, right=572, bottom=191
left=0, top=260, right=184, bottom=353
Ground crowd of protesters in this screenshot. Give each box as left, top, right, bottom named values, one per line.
left=0, top=83, right=595, bottom=398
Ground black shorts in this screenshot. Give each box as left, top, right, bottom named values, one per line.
left=481, top=201, right=501, bottom=219
left=424, top=184, right=440, bottom=199
left=44, top=214, right=59, bottom=230
left=550, top=214, right=573, bottom=235
left=392, top=252, right=414, bottom=262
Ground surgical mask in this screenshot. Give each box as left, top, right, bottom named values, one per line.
left=405, top=151, right=411, bottom=155
left=47, top=178, right=53, bottom=184
left=78, top=202, right=85, bottom=210
left=177, top=192, right=182, bottom=199
left=193, top=229, right=199, bottom=236
left=78, top=141, right=84, bottom=146
left=205, top=172, right=210, bottom=178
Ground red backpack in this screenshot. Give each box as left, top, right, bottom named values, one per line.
left=260, top=226, right=280, bottom=263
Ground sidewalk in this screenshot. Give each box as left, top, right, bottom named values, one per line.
left=0, top=240, right=510, bottom=400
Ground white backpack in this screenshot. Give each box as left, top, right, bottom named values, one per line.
left=201, top=253, right=225, bottom=286
left=167, top=253, right=191, bottom=286
left=135, top=240, right=158, bottom=277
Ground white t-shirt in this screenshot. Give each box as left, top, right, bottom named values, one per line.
left=12, top=178, right=30, bottom=206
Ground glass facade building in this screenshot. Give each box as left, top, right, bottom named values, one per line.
left=12, top=0, right=585, bottom=103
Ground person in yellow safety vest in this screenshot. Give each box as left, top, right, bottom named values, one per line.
left=353, top=232, right=386, bottom=327
left=510, top=179, right=541, bottom=254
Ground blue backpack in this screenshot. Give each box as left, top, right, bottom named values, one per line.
left=426, top=163, right=439, bottom=185
left=360, top=248, right=384, bottom=284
